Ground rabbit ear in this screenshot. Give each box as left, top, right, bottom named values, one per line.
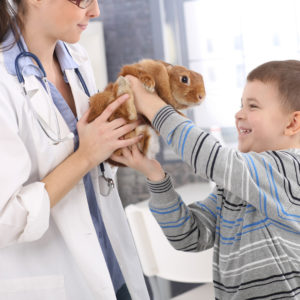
left=156, top=60, right=173, bottom=68
left=166, top=64, right=173, bottom=71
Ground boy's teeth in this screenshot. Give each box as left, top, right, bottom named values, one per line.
left=241, top=129, right=251, bottom=134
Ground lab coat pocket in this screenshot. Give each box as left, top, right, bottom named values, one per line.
left=0, top=275, right=66, bottom=300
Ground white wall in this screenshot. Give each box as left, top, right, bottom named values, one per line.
left=183, top=0, right=300, bottom=128
left=79, top=21, right=108, bottom=92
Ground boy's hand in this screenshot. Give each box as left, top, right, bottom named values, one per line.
left=125, top=75, right=167, bottom=121
left=110, top=144, right=165, bottom=182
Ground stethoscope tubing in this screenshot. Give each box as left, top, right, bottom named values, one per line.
left=15, top=51, right=46, bottom=84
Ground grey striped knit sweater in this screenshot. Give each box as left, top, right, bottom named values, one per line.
left=147, top=106, right=300, bottom=300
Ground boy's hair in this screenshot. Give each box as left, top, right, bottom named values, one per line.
left=247, top=60, right=300, bottom=112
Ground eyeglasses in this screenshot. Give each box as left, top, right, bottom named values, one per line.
left=68, top=0, right=95, bottom=9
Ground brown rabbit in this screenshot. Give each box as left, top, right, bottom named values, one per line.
left=88, top=59, right=206, bottom=166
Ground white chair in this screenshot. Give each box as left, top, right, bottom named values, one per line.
left=125, top=182, right=215, bottom=300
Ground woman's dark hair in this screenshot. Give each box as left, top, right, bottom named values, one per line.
left=0, top=0, right=23, bottom=50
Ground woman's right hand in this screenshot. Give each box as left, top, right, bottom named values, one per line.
left=76, top=94, right=142, bottom=169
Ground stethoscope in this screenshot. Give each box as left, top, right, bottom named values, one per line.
left=14, top=40, right=114, bottom=196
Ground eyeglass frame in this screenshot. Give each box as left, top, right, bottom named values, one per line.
left=67, top=0, right=95, bottom=9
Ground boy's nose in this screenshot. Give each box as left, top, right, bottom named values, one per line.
left=235, top=108, right=245, bottom=120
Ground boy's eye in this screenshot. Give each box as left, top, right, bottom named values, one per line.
left=249, top=104, right=258, bottom=109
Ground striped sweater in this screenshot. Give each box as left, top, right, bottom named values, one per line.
left=147, top=106, right=300, bottom=300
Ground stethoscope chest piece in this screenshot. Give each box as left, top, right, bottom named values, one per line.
left=99, top=163, right=115, bottom=197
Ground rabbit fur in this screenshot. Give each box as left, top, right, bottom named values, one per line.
left=87, top=59, right=206, bottom=166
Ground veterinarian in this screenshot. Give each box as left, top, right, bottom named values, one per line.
left=0, top=1, right=149, bottom=299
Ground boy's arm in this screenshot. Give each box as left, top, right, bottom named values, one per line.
left=147, top=174, right=217, bottom=252
left=152, top=106, right=300, bottom=230
left=111, top=144, right=217, bottom=251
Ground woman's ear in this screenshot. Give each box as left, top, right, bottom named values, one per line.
left=285, top=111, right=300, bottom=136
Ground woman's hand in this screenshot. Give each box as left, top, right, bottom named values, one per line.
left=125, top=75, right=167, bottom=122
left=76, top=94, right=142, bottom=169
left=111, top=144, right=165, bottom=182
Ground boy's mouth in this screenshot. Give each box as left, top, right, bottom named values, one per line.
left=238, top=127, right=252, bottom=136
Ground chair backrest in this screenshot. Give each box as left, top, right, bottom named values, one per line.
left=125, top=200, right=213, bottom=283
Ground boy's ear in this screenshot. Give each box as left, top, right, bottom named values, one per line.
left=285, top=111, right=300, bottom=136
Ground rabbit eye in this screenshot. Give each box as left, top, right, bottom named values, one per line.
left=181, top=76, right=189, bottom=84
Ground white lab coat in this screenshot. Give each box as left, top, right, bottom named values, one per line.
left=0, top=43, right=150, bottom=300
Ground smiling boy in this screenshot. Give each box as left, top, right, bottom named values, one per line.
left=113, top=60, right=300, bottom=299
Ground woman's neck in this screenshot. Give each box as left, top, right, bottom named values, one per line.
left=21, top=22, right=57, bottom=77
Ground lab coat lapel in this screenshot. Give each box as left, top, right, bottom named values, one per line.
left=23, top=75, right=71, bottom=141
left=22, top=75, right=75, bottom=179
left=65, top=69, right=89, bottom=119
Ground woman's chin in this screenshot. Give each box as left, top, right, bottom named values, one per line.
left=61, top=34, right=81, bottom=44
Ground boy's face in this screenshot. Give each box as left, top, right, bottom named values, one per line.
left=235, top=80, right=292, bottom=153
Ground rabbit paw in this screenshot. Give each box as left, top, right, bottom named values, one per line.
left=116, top=76, right=137, bottom=121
